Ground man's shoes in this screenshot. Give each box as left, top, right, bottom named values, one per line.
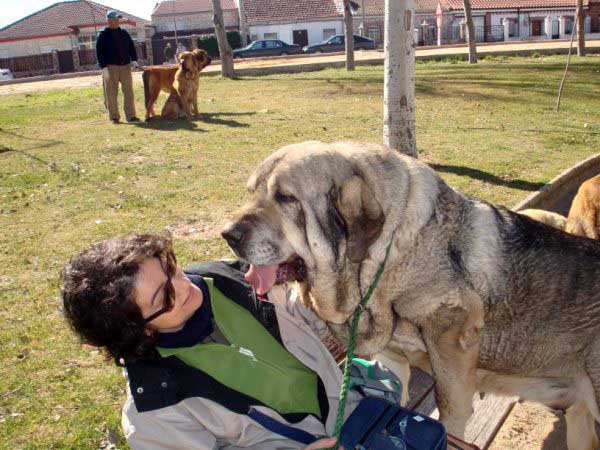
left=111, top=119, right=120, bottom=124
left=127, top=117, right=140, bottom=123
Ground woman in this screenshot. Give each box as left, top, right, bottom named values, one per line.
left=61, top=233, right=357, bottom=449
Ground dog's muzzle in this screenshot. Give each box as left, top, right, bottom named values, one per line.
left=221, top=221, right=246, bottom=251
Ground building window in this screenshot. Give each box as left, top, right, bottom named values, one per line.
left=565, top=17, right=574, bottom=34
left=78, top=33, right=97, bottom=49
left=591, top=16, right=599, bottom=33
left=323, top=28, right=336, bottom=40
left=127, top=29, right=139, bottom=41
left=367, top=26, right=380, bottom=43
left=264, top=32, right=278, bottom=40
left=0, top=49, right=9, bottom=59
left=40, top=45, right=58, bottom=53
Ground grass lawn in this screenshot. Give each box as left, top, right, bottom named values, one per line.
left=1, top=54, right=600, bottom=449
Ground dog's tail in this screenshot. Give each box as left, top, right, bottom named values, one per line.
left=142, top=70, right=150, bottom=110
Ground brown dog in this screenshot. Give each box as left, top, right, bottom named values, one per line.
left=566, top=174, right=600, bottom=239
left=142, top=48, right=211, bottom=121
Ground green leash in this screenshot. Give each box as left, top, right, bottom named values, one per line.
left=331, top=233, right=396, bottom=447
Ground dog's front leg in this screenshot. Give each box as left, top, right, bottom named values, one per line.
left=177, top=86, right=193, bottom=120
left=421, top=303, right=483, bottom=439
left=192, top=86, right=199, bottom=115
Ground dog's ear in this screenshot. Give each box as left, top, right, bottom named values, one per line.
left=337, top=176, right=384, bottom=262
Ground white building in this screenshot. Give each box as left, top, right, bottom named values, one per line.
left=151, top=0, right=239, bottom=35
left=244, top=0, right=344, bottom=47
left=0, top=0, right=149, bottom=58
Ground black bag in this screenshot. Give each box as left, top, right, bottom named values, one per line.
left=339, top=396, right=447, bottom=450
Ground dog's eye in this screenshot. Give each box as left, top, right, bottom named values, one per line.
left=275, top=191, right=297, bottom=204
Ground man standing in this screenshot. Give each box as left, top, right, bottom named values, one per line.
left=96, top=11, right=140, bottom=124
left=163, top=42, right=175, bottom=64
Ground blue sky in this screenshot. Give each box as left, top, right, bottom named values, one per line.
left=1, top=0, right=158, bottom=29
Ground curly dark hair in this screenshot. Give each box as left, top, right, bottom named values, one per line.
left=61, top=233, right=177, bottom=365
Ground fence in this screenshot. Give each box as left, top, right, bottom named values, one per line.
left=418, top=25, right=505, bottom=46
left=0, top=53, right=56, bottom=78
left=78, top=43, right=147, bottom=68
left=150, top=32, right=242, bottom=64
left=78, top=48, right=97, bottom=66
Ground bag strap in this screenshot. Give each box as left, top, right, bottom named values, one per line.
left=248, top=407, right=318, bottom=446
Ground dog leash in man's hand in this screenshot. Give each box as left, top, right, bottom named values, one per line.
left=331, top=232, right=396, bottom=449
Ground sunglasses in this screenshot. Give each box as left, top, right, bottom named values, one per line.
left=143, top=252, right=177, bottom=325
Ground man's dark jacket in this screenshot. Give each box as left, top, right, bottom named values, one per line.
left=95, top=27, right=138, bottom=69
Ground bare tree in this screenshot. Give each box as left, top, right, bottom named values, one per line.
left=237, top=0, right=248, bottom=47
left=463, top=0, right=477, bottom=63
left=212, top=0, right=234, bottom=78
left=576, top=0, right=585, bottom=56
left=343, top=0, right=355, bottom=71
left=383, top=0, right=417, bottom=157
left=556, top=10, right=578, bottom=112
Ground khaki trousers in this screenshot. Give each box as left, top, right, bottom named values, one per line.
left=102, top=64, right=136, bottom=121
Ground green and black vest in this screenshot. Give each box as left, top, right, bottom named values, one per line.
left=125, top=260, right=329, bottom=424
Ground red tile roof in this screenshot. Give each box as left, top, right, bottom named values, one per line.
left=359, top=0, right=442, bottom=15
left=244, top=0, right=341, bottom=25
left=0, top=1, right=148, bottom=42
left=152, top=0, right=238, bottom=16
left=441, top=0, right=587, bottom=10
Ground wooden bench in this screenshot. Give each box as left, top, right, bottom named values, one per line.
left=406, top=368, right=515, bottom=449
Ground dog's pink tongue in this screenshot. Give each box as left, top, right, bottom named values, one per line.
left=245, top=264, right=278, bottom=296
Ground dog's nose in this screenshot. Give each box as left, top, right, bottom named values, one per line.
left=221, top=222, right=245, bottom=246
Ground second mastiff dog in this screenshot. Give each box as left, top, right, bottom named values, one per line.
left=222, top=141, right=600, bottom=450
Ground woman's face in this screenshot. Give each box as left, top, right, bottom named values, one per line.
left=134, top=257, right=203, bottom=333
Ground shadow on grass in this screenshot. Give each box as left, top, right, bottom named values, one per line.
left=0, top=129, right=61, bottom=165
left=430, top=163, right=545, bottom=191
left=133, top=119, right=207, bottom=132
left=0, top=145, right=50, bottom=165
left=198, top=111, right=255, bottom=127
left=134, top=111, right=255, bottom=130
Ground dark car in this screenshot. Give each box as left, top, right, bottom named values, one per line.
left=303, top=34, right=375, bottom=54
left=232, top=39, right=302, bottom=58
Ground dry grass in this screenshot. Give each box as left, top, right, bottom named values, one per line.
left=1, top=55, right=600, bottom=448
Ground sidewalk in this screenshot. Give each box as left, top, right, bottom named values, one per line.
left=1, top=39, right=599, bottom=96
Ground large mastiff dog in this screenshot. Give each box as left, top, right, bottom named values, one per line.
left=142, top=48, right=211, bottom=121
left=222, top=141, right=600, bottom=450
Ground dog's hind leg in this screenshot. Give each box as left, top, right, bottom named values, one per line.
left=145, top=80, right=162, bottom=121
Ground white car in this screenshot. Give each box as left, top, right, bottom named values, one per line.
left=0, top=68, right=14, bottom=81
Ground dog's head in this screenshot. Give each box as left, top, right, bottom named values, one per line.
left=192, top=48, right=211, bottom=71
left=179, top=51, right=196, bottom=72
left=222, top=142, right=397, bottom=324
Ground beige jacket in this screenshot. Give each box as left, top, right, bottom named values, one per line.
left=122, top=285, right=361, bottom=450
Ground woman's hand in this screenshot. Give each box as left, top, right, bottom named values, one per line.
left=305, top=437, right=343, bottom=449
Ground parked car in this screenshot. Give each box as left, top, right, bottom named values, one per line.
left=303, top=35, right=375, bottom=54
left=0, top=68, right=14, bottom=81
left=232, top=40, right=302, bottom=58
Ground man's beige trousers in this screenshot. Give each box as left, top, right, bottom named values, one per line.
left=103, top=64, right=136, bottom=121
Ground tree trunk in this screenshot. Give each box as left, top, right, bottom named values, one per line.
left=577, top=0, right=586, bottom=56
left=237, top=0, right=248, bottom=47
left=343, top=0, right=355, bottom=71
left=212, top=0, right=234, bottom=78
left=463, top=0, right=477, bottom=64
left=383, top=0, right=417, bottom=157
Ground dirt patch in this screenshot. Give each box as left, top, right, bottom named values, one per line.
left=165, top=219, right=222, bottom=240
left=489, top=402, right=566, bottom=450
